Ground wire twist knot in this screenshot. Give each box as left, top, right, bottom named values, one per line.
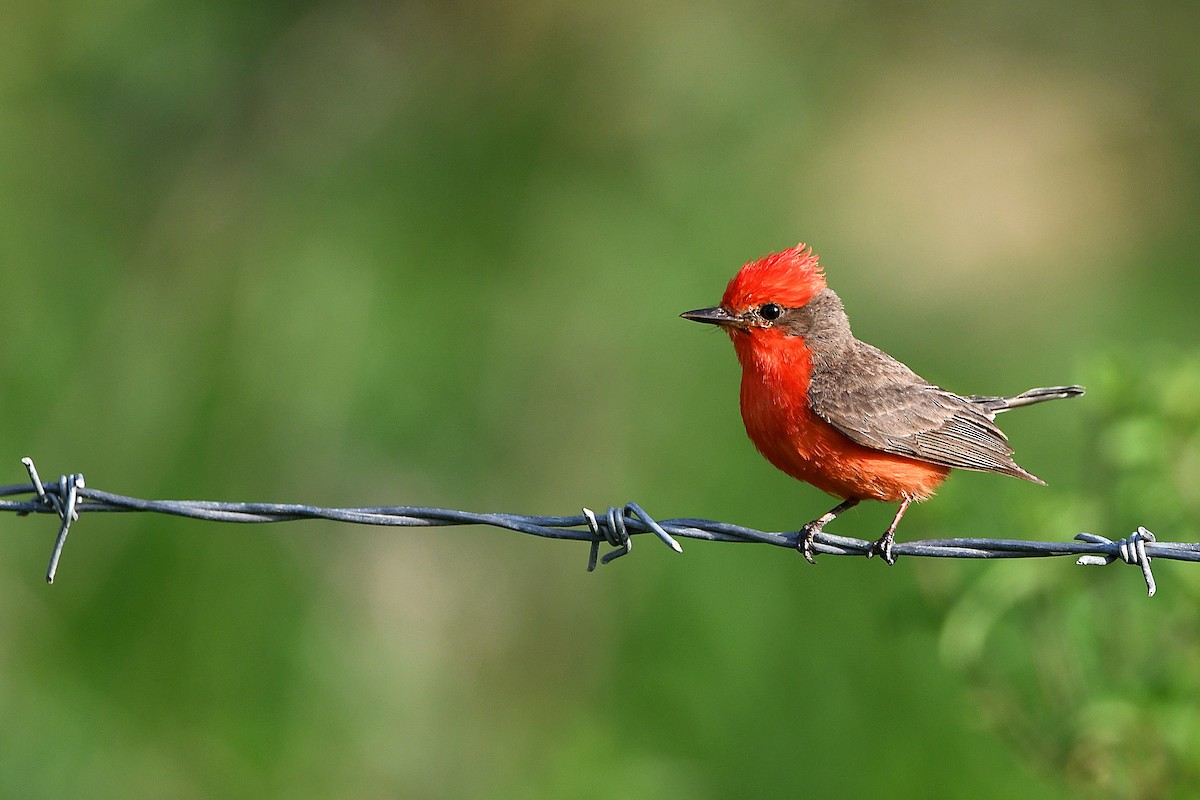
left=1075, top=527, right=1158, bottom=597
left=582, top=502, right=683, bottom=571
left=21, top=458, right=85, bottom=584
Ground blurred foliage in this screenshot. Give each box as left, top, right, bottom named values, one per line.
left=934, top=353, right=1200, bottom=800
left=1, top=0, right=1199, bottom=798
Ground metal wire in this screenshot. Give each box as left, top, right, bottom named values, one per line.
left=2, top=458, right=1192, bottom=595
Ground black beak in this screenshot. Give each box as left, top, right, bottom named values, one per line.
left=680, top=306, right=740, bottom=327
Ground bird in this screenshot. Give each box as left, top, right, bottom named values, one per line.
left=681, top=244, right=1083, bottom=564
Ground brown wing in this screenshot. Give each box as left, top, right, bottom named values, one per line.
left=807, top=341, right=1044, bottom=483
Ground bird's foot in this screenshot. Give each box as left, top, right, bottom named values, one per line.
left=867, top=499, right=908, bottom=565
left=796, top=499, right=861, bottom=564
left=867, top=531, right=897, bottom=565
left=798, top=521, right=825, bottom=565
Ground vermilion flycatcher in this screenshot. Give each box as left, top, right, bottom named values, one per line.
left=682, top=244, right=1082, bottom=564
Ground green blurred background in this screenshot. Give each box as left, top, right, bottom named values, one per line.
left=2, top=1, right=1199, bottom=797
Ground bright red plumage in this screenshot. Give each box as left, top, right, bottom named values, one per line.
left=719, top=244, right=947, bottom=502
left=721, top=244, right=826, bottom=311
left=682, top=243, right=1081, bottom=562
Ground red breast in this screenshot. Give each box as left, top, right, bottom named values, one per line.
left=732, top=324, right=950, bottom=503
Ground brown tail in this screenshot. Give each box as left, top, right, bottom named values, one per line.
left=967, top=385, right=1085, bottom=414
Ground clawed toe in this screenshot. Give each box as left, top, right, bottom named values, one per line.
left=798, top=522, right=822, bottom=564
left=868, top=532, right=897, bottom=565
left=868, top=498, right=909, bottom=565
left=796, top=498, right=860, bottom=565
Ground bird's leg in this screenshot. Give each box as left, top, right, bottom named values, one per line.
left=799, top=498, right=859, bottom=564
left=868, top=498, right=912, bottom=565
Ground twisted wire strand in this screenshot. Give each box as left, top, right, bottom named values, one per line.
left=2, top=458, right=1193, bottom=594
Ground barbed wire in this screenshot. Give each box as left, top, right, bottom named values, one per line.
left=2, top=458, right=1194, bottom=596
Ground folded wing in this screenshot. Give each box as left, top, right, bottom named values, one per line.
left=807, top=341, right=1044, bottom=483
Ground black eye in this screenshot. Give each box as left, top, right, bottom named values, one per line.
left=759, top=303, right=782, bottom=321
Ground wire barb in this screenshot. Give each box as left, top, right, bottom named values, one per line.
left=2, top=458, right=1192, bottom=595
left=20, top=457, right=50, bottom=515
left=36, top=465, right=85, bottom=585
left=1075, top=527, right=1158, bottom=597
left=583, top=502, right=683, bottom=571
left=18, top=458, right=86, bottom=583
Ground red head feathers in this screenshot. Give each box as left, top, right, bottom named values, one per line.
left=721, top=244, right=826, bottom=312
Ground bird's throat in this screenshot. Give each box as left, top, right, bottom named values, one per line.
left=731, top=329, right=812, bottom=386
